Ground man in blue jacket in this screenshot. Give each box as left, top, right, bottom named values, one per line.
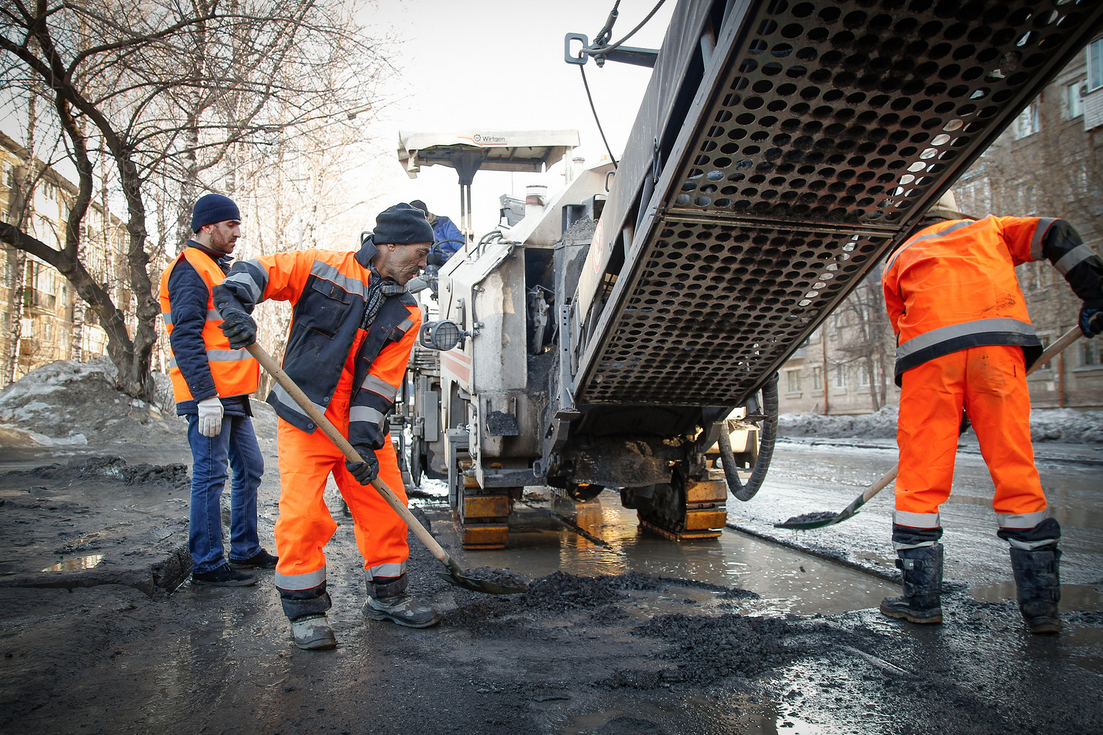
left=158, top=194, right=277, bottom=587
left=410, top=200, right=464, bottom=260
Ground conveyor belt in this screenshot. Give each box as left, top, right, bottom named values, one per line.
left=575, top=0, right=1103, bottom=406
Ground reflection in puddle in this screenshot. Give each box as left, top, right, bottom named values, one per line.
left=43, top=554, right=104, bottom=571
left=429, top=490, right=898, bottom=618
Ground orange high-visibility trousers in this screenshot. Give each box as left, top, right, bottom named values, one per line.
left=895, top=345, right=1048, bottom=530
left=273, top=411, right=409, bottom=590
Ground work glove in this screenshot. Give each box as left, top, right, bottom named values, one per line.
left=219, top=308, right=257, bottom=349
left=345, top=446, right=379, bottom=486
left=1080, top=299, right=1103, bottom=338
left=958, top=410, right=971, bottom=436
left=196, top=396, right=224, bottom=437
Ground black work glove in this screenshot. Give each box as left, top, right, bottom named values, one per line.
left=1080, top=299, right=1103, bottom=338
left=345, top=446, right=379, bottom=486
left=219, top=308, right=257, bottom=349
left=958, top=410, right=972, bottom=436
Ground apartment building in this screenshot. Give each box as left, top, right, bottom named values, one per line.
left=0, top=131, right=124, bottom=385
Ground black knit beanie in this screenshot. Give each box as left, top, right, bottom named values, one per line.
left=373, top=203, right=435, bottom=245
left=191, top=193, right=240, bottom=233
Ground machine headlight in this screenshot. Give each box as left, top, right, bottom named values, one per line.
left=419, top=320, right=467, bottom=351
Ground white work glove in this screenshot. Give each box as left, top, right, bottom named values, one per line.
left=196, top=396, right=224, bottom=437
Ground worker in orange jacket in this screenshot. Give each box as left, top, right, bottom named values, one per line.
left=212, top=203, right=436, bottom=650
left=881, top=193, right=1103, bottom=634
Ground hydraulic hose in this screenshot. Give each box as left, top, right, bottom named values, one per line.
left=718, top=373, right=779, bottom=502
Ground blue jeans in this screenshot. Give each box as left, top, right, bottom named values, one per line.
left=186, top=414, right=265, bottom=574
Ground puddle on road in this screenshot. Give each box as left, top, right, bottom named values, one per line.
left=42, top=554, right=103, bottom=572
left=562, top=694, right=827, bottom=735
left=423, top=489, right=896, bottom=618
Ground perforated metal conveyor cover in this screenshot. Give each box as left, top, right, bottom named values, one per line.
left=576, top=0, right=1103, bottom=407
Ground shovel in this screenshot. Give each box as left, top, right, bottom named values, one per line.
left=775, top=325, right=1084, bottom=531
left=246, top=343, right=526, bottom=595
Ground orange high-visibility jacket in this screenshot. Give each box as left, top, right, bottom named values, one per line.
left=214, top=245, right=420, bottom=451
left=159, top=247, right=259, bottom=403
left=882, top=216, right=1053, bottom=385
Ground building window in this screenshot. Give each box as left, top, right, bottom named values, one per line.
left=835, top=365, right=846, bottom=389
left=1089, top=38, right=1103, bottom=92
left=1068, top=79, right=1086, bottom=118
left=858, top=365, right=871, bottom=388
left=786, top=370, right=801, bottom=393
left=811, top=366, right=822, bottom=391
left=1012, top=101, right=1040, bottom=139
left=1083, top=340, right=1101, bottom=367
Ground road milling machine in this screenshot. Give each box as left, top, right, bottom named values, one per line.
left=396, top=0, right=1103, bottom=549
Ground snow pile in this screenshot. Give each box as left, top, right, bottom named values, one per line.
left=0, top=357, right=185, bottom=449
left=779, top=404, right=1103, bottom=443
left=779, top=405, right=900, bottom=440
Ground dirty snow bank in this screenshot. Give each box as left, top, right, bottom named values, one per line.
left=778, top=404, right=1103, bottom=443
left=0, top=358, right=276, bottom=453
left=0, top=358, right=183, bottom=449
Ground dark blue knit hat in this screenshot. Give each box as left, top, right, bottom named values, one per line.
left=192, top=193, right=241, bottom=233
left=373, top=203, right=434, bottom=245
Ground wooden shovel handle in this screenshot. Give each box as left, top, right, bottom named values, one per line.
left=246, top=343, right=451, bottom=566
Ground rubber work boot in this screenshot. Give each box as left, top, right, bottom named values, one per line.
left=880, top=543, right=944, bottom=624
left=1009, top=545, right=1062, bottom=634
left=363, top=593, right=440, bottom=628
left=290, top=614, right=337, bottom=650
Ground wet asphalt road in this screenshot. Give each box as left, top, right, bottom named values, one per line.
left=0, top=438, right=1100, bottom=734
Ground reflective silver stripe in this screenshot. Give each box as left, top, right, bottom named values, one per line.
left=349, top=405, right=386, bottom=427
left=896, top=318, right=1036, bottom=363
left=893, top=540, right=938, bottom=551
left=162, top=309, right=222, bottom=327
left=275, top=565, right=327, bottom=591
left=310, top=260, right=370, bottom=298
left=364, top=562, right=406, bottom=580
left=996, top=510, right=1050, bottom=529
left=892, top=510, right=940, bottom=528
left=396, top=317, right=415, bottom=334
left=361, top=374, right=397, bottom=398
left=1054, top=243, right=1096, bottom=276
left=225, top=266, right=264, bottom=303
left=1007, top=537, right=1057, bottom=551
left=886, top=219, right=977, bottom=272
left=272, top=383, right=328, bottom=420
left=1030, top=218, right=1058, bottom=261
left=168, top=350, right=253, bottom=370
left=207, top=349, right=254, bottom=363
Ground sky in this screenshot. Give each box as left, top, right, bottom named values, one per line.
left=357, top=0, right=675, bottom=236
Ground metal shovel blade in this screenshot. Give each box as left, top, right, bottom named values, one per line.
left=775, top=509, right=854, bottom=530
left=438, top=559, right=527, bottom=595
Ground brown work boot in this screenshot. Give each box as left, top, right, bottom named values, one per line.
left=363, top=593, right=440, bottom=628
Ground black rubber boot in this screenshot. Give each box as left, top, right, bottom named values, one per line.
left=880, top=543, right=944, bottom=624
left=1010, top=545, right=1062, bottom=634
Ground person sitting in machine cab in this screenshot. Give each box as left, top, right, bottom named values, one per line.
left=410, top=200, right=465, bottom=262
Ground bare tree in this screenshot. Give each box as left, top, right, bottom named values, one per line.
left=834, top=265, right=894, bottom=412
left=0, top=0, right=389, bottom=399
